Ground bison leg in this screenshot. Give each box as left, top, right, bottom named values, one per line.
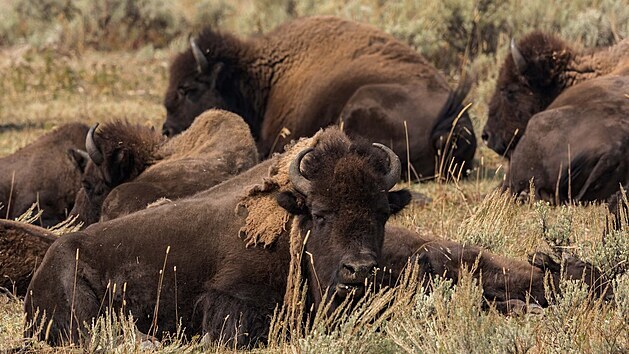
left=528, top=251, right=613, bottom=300
left=415, top=244, right=550, bottom=307
left=196, top=288, right=273, bottom=348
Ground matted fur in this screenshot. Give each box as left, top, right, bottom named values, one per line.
left=236, top=134, right=317, bottom=248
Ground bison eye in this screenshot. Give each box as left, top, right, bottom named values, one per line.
left=312, top=212, right=327, bottom=224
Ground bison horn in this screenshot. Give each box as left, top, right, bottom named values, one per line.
left=372, top=143, right=401, bottom=190
left=289, top=148, right=314, bottom=195
left=86, top=123, right=104, bottom=165
left=510, top=38, right=527, bottom=74
left=190, top=36, right=209, bottom=74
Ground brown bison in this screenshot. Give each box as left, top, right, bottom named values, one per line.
left=483, top=32, right=628, bottom=157
left=69, top=109, right=258, bottom=226
left=24, top=128, right=609, bottom=347
left=482, top=32, right=628, bottom=202
left=0, top=123, right=89, bottom=227
left=163, top=16, right=476, bottom=179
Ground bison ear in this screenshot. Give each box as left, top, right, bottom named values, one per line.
left=388, top=189, right=412, bottom=215
left=276, top=191, right=307, bottom=215
left=68, top=149, right=89, bottom=173
left=103, top=148, right=135, bottom=186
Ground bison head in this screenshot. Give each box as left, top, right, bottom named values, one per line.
left=483, top=33, right=572, bottom=157
left=70, top=123, right=163, bottom=225
left=162, top=37, right=231, bottom=137
left=276, top=133, right=411, bottom=307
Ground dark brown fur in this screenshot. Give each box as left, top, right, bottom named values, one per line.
left=69, top=109, right=258, bottom=226
left=0, top=123, right=89, bottom=226
left=24, top=128, right=411, bottom=346
left=504, top=75, right=628, bottom=203
left=483, top=31, right=628, bottom=156
left=24, top=128, right=611, bottom=348
left=163, top=16, right=476, bottom=179
left=0, top=220, right=56, bottom=295
left=483, top=32, right=628, bottom=203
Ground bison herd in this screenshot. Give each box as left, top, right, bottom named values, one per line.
left=0, top=16, right=626, bottom=348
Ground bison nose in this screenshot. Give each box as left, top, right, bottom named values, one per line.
left=481, top=129, right=490, bottom=145
left=162, top=124, right=173, bottom=137
left=340, top=259, right=377, bottom=284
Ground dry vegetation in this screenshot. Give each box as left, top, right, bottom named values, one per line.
left=0, top=0, right=627, bottom=352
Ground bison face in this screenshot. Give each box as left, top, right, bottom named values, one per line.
left=70, top=162, right=113, bottom=225
left=277, top=140, right=411, bottom=307
left=69, top=124, right=153, bottom=226
left=162, top=38, right=227, bottom=137
left=483, top=36, right=567, bottom=158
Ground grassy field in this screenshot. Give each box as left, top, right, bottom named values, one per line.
left=0, top=0, right=628, bottom=352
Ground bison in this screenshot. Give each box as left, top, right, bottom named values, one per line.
left=1, top=123, right=89, bottom=227
left=483, top=32, right=628, bottom=157
left=163, top=16, right=476, bottom=180
left=482, top=32, right=628, bottom=202
left=69, top=109, right=258, bottom=226
left=24, top=128, right=609, bottom=347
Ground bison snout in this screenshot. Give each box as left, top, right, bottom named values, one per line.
left=339, top=259, right=377, bottom=284
left=162, top=124, right=174, bottom=137
left=481, top=129, right=490, bottom=145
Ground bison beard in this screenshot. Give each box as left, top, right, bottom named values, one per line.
left=23, top=128, right=611, bottom=348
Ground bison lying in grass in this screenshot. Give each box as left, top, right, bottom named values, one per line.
left=0, top=123, right=89, bottom=227
left=69, top=109, right=258, bottom=226
left=163, top=16, right=476, bottom=180
left=483, top=32, right=628, bottom=203
left=23, top=127, right=610, bottom=348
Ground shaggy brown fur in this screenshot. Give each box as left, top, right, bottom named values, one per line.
left=0, top=220, right=56, bottom=295
left=0, top=123, right=89, bottom=226
left=482, top=32, right=628, bottom=203
left=70, top=109, right=258, bottom=225
left=163, top=16, right=476, bottom=179
left=483, top=31, right=628, bottom=156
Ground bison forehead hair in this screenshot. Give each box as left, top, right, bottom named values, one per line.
left=301, top=129, right=390, bottom=200
left=93, top=120, right=165, bottom=169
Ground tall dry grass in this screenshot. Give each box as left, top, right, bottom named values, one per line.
left=0, top=0, right=627, bottom=352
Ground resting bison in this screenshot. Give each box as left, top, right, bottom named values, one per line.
left=483, top=32, right=628, bottom=157
left=482, top=32, right=628, bottom=202
left=163, top=16, right=476, bottom=179
left=24, top=128, right=609, bottom=347
left=69, top=109, right=258, bottom=226
left=0, top=123, right=89, bottom=227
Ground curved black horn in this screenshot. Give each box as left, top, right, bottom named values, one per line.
left=190, top=36, right=209, bottom=73
left=86, top=123, right=104, bottom=165
left=372, top=143, right=401, bottom=190
left=289, top=148, right=314, bottom=195
left=510, top=38, right=527, bottom=74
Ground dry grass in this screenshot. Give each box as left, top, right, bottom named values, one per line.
left=1, top=0, right=628, bottom=352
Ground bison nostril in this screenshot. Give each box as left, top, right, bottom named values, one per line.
left=342, top=261, right=377, bottom=280
left=162, top=126, right=172, bottom=137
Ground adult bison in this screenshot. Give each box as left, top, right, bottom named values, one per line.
left=0, top=123, right=89, bottom=227
left=24, top=128, right=609, bottom=347
left=69, top=109, right=258, bottom=226
left=482, top=32, right=628, bottom=202
left=163, top=16, right=476, bottom=179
